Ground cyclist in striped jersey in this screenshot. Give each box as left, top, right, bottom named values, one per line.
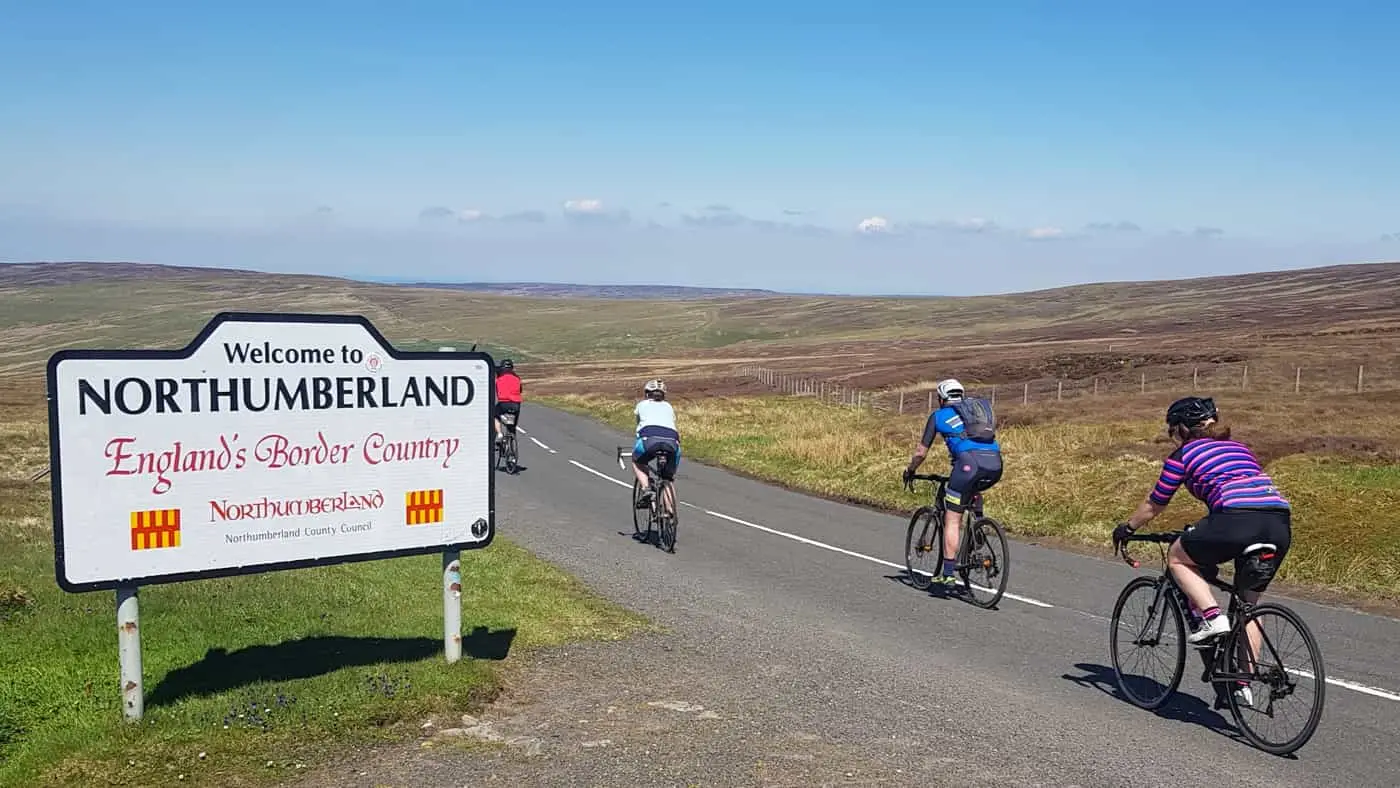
left=1113, top=397, right=1292, bottom=647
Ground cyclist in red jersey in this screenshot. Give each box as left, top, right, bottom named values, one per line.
left=495, top=359, right=523, bottom=446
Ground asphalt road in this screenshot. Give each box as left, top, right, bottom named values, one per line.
left=493, top=404, right=1400, bottom=786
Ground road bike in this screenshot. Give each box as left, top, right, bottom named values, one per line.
left=1111, top=531, right=1326, bottom=756
left=903, top=472, right=1010, bottom=609
left=616, top=446, right=678, bottom=553
left=495, top=411, right=519, bottom=474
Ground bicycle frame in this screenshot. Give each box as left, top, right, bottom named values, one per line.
left=907, top=472, right=984, bottom=526
left=1117, top=534, right=1290, bottom=690
left=616, top=447, right=675, bottom=512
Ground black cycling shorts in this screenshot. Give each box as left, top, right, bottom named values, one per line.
left=945, top=449, right=1002, bottom=513
left=1180, top=508, right=1292, bottom=592
left=495, top=402, right=521, bottom=431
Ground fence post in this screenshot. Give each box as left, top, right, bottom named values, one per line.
left=1193, top=366, right=1198, bottom=390
left=1093, top=377, right=1099, bottom=396
left=1140, top=372, right=1146, bottom=393
left=1295, top=367, right=1301, bottom=394
left=898, top=391, right=905, bottom=414
left=928, top=391, right=934, bottom=412
left=991, top=385, right=997, bottom=406
left=1057, top=380, right=1063, bottom=401
left=1022, top=382, right=1029, bottom=405
left=1358, top=365, right=1365, bottom=393
left=857, top=390, right=863, bottom=409
left=1242, top=363, right=1248, bottom=390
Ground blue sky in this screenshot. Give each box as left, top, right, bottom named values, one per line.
left=1, top=1, right=1397, bottom=294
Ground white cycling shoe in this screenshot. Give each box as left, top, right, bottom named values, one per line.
left=1187, top=614, right=1231, bottom=646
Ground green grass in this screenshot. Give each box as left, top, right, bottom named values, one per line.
left=543, top=393, right=1400, bottom=601
left=0, top=405, right=646, bottom=787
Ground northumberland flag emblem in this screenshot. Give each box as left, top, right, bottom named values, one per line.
left=130, top=509, right=181, bottom=550
left=405, top=489, right=444, bottom=525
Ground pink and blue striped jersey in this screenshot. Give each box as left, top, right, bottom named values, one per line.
left=1149, top=438, right=1290, bottom=512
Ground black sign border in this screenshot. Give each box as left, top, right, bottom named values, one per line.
left=46, top=311, right=497, bottom=593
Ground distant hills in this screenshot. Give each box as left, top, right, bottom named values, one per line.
left=0, top=263, right=781, bottom=299
left=394, top=281, right=781, bottom=299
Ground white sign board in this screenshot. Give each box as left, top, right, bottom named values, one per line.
left=47, top=312, right=496, bottom=592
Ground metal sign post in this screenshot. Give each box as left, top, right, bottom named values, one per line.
left=444, top=550, right=462, bottom=663
left=116, top=585, right=143, bottom=721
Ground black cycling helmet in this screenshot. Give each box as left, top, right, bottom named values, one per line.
left=499, top=359, right=514, bottom=371
left=1165, top=396, right=1217, bottom=428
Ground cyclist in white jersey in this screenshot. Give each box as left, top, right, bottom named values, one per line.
left=632, top=379, right=681, bottom=513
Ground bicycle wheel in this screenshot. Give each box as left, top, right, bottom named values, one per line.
left=1226, top=602, right=1326, bottom=756
left=904, top=506, right=942, bottom=591
left=504, top=435, right=519, bottom=474
left=656, top=481, right=678, bottom=553
left=958, top=516, right=1010, bottom=609
left=1110, top=576, right=1186, bottom=710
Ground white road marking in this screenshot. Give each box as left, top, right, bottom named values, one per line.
left=703, top=509, right=1053, bottom=608
left=563, top=455, right=1400, bottom=704
left=529, top=436, right=557, bottom=453
left=1291, top=670, right=1400, bottom=702
left=567, top=458, right=1051, bottom=608
left=569, top=460, right=633, bottom=489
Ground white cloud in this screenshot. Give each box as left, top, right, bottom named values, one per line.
left=563, top=198, right=606, bottom=215
left=1025, top=226, right=1065, bottom=240
left=561, top=198, right=630, bottom=224
left=457, top=209, right=486, bottom=223
left=857, top=216, right=890, bottom=234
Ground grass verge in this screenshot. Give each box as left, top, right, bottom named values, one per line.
left=542, top=393, right=1400, bottom=601
left=0, top=403, right=647, bottom=788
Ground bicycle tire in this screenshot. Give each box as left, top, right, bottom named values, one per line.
left=904, top=506, right=942, bottom=591
left=1226, top=602, right=1327, bottom=756
left=504, top=436, right=518, bottom=474
left=631, top=480, right=650, bottom=540
left=656, top=480, right=677, bottom=553
left=1110, top=575, right=1186, bottom=710
left=958, top=515, right=1009, bottom=609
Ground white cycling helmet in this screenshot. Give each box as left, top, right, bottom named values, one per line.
left=643, top=379, right=667, bottom=395
left=935, top=378, right=965, bottom=401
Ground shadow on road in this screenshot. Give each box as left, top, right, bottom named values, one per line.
left=882, top=572, right=987, bottom=606
left=1061, top=661, right=1254, bottom=745
left=147, top=628, right=517, bottom=707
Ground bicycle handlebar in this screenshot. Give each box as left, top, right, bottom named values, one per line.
left=910, top=473, right=949, bottom=483
left=1115, top=530, right=1184, bottom=569
left=615, top=446, right=630, bottom=470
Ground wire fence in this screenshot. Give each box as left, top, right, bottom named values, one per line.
left=735, top=359, right=1393, bottom=416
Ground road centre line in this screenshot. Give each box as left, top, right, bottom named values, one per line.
left=569, top=459, right=632, bottom=488
left=529, top=436, right=557, bottom=453
left=701, top=509, right=1053, bottom=608
left=565, top=456, right=1400, bottom=704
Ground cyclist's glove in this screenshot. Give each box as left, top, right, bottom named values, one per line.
left=1111, top=522, right=1136, bottom=554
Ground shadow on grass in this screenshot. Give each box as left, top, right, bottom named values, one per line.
left=147, top=627, right=517, bottom=707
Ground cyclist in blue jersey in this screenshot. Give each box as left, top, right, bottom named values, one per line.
left=902, top=379, right=1003, bottom=586
left=1113, top=397, right=1292, bottom=649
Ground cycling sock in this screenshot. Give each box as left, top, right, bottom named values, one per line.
left=942, top=558, right=957, bottom=576
left=1201, top=606, right=1221, bottom=621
